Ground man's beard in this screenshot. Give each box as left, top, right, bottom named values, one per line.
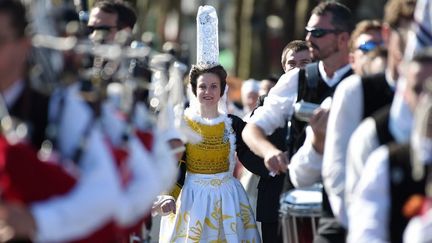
left=310, top=42, right=339, bottom=61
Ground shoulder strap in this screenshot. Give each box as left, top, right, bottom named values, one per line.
left=305, top=62, right=320, bottom=89
left=297, top=62, right=319, bottom=102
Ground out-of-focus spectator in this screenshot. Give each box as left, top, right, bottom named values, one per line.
left=241, top=78, right=260, bottom=120
left=281, top=40, right=311, bottom=72
left=348, top=19, right=384, bottom=75
left=362, top=46, right=388, bottom=75
left=259, top=76, right=278, bottom=96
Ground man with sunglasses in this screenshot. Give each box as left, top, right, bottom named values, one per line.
left=243, top=1, right=354, bottom=242
left=87, top=0, right=136, bottom=44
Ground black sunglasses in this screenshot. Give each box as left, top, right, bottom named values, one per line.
left=305, top=27, right=342, bottom=38
left=86, top=25, right=117, bottom=34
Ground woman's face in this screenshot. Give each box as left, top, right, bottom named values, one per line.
left=196, top=72, right=222, bottom=108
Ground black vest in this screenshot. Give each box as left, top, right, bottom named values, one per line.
left=361, top=72, right=394, bottom=119
left=287, top=63, right=353, bottom=158
left=372, top=106, right=395, bottom=145
left=286, top=63, right=353, bottom=213
left=388, top=143, right=426, bottom=243
left=9, top=83, right=50, bottom=149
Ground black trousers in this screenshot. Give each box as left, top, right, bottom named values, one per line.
left=261, top=222, right=283, bottom=243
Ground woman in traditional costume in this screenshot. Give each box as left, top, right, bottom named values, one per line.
left=154, top=5, right=262, bottom=242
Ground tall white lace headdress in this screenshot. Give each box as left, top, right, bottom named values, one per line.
left=196, top=5, right=219, bottom=68
left=187, top=5, right=228, bottom=115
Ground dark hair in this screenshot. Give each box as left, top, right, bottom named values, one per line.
left=93, top=0, right=137, bottom=29
left=281, top=40, right=309, bottom=67
left=51, top=6, right=80, bottom=36
left=189, top=65, right=227, bottom=97
left=0, top=0, right=28, bottom=38
left=349, top=19, right=383, bottom=51
left=311, top=1, right=354, bottom=34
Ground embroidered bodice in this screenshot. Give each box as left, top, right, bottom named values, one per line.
left=185, top=116, right=230, bottom=174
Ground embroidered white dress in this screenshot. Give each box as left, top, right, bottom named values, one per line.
left=159, top=108, right=261, bottom=242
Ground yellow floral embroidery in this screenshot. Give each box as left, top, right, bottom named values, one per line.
left=211, top=200, right=233, bottom=223
left=188, top=221, right=203, bottom=242
left=210, top=179, right=222, bottom=186
left=237, top=203, right=257, bottom=230
left=193, top=176, right=230, bottom=187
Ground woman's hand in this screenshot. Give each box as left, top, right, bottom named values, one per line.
left=152, top=195, right=176, bottom=216
left=160, top=199, right=176, bottom=215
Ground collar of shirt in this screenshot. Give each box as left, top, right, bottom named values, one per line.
left=318, top=61, right=352, bottom=87
left=2, top=79, right=25, bottom=109
left=385, top=70, right=397, bottom=91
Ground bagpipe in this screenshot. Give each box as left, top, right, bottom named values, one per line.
left=0, top=3, right=192, bottom=241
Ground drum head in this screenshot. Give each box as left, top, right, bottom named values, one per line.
left=279, top=185, right=322, bottom=217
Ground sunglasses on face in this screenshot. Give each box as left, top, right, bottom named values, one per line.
left=305, top=27, right=342, bottom=38
left=86, top=25, right=117, bottom=34
left=357, top=41, right=383, bottom=53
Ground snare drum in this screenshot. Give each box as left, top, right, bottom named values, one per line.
left=279, top=185, right=322, bottom=243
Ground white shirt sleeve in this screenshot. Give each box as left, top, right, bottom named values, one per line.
left=347, top=145, right=390, bottom=243
left=345, top=118, right=380, bottom=215
left=31, top=126, right=121, bottom=242
left=31, top=85, right=122, bottom=242
left=248, top=70, right=299, bottom=135
left=322, top=75, right=364, bottom=227
left=289, top=126, right=322, bottom=188
left=403, top=209, right=432, bottom=243
left=114, top=135, right=178, bottom=226
left=100, top=96, right=179, bottom=227
left=404, top=0, right=432, bottom=60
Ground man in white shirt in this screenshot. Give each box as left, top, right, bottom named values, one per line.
left=242, top=1, right=352, bottom=180
left=289, top=18, right=385, bottom=190
left=242, top=2, right=353, bottom=242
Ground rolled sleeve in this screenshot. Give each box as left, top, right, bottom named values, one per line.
left=289, top=126, right=322, bottom=188
left=248, top=70, right=299, bottom=135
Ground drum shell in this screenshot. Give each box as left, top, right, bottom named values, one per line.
left=279, top=186, right=322, bottom=243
